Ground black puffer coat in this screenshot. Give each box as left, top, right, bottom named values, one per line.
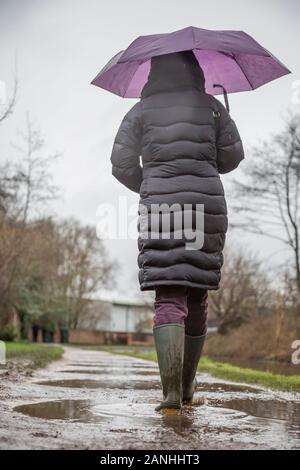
left=111, top=52, right=244, bottom=291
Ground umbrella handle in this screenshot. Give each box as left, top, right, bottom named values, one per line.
left=213, top=84, right=230, bottom=113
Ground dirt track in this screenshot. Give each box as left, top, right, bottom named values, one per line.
left=0, top=347, right=299, bottom=450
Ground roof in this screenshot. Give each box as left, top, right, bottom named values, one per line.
left=82, top=290, right=153, bottom=308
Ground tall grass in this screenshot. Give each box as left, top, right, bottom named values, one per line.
left=112, top=348, right=300, bottom=392
left=5, top=342, right=64, bottom=369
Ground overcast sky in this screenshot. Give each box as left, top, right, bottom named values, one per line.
left=1, top=0, right=299, bottom=299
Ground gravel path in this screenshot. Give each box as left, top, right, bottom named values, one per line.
left=0, top=346, right=299, bottom=449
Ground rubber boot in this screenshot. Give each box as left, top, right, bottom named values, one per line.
left=153, top=323, right=185, bottom=411
left=182, top=334, right=206, bottom=403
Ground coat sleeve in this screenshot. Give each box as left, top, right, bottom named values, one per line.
left=214, top=98, right=245, bottom=174
left=110, top=102, right=143, bottom=193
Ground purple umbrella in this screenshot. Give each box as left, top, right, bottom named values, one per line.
left=91, top=26, right=290, bottom=102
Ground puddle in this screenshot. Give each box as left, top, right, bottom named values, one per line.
left=14, top=400, right=97, bottom=423
left=35, top=377, right=260, bottom=393
left=210, top=397, right=300, bottom=437
left=196, top=382, right=261, bottom=393
left=13, top=399, right=162, bottom=424
left=69, top=362, right=156, bottom=369
left=35, top=379, right=161, bottom=390
left=14, top=396, right=300, bottom=445
left=60, top=369, right=158, bottom=376
left=14, top=400, right=193, bottom=434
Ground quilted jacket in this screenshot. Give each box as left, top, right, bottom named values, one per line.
left=110, top=53, right=244, bottom=291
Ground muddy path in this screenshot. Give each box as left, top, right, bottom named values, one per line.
left=0, top=347, right=299, bottom=450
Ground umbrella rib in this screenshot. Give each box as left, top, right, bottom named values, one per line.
left=123, top=59, right=147, bottom=97
left=232, top=54, right=254, bottom=90
left=191, top=27, right=196, bottom=49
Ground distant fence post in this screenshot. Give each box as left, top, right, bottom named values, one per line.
left=0, top=341, right=6, bottom=365
left=291, top=340, right=300, bottom=365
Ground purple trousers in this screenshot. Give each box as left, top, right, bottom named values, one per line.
left=154, top=285, right=208, bottom=336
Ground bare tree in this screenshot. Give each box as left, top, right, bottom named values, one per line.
left=0, top=118, right=60, bottom=309
left=0, top=75, right=17, bottom=124
left=0, top=74, right=18, bottom=213
left=0, top=115, right=116, bottom=335
left=210, top=248, right=276, bottom=334
left=232, top=113, right=300, bottom=295
left=10, top=115, right=60, bottom=222
left=55, top=219, right=116, bottom=328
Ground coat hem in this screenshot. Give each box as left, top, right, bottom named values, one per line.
left=140, top=279, right=219, bottom=291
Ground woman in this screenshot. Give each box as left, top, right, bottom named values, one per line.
left=110, top=51, right=244, bottom=411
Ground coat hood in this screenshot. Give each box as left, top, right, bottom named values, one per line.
left=141, top=51, right=205, bottom=98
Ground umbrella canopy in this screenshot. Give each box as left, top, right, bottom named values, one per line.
left=91, top=26, right=290, bottom=98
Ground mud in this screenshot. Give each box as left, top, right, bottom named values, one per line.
left=0, top=347, right=300, bottom=449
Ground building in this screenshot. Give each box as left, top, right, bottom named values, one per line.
left=69, top=296, right=154, bottom=346
left=23, top=291, right=218, bottom=345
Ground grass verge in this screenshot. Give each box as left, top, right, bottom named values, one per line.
left=5, top=342, right=64, bottom=370
left=104, top=347, right=300, bottom=392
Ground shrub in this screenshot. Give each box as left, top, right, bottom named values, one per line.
left=0, top=324, right=18, bottom=342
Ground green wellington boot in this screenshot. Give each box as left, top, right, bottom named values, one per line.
left=182, top=334, right=206, bottom=403
left=153, top=323, right=185, bottom=411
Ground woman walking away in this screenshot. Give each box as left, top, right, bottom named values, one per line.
left=110, top=51, right=244, bottom=411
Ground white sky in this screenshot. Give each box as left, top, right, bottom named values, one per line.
left=1, top=0, right=299, bottom=299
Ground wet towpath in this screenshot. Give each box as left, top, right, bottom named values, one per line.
left=0, top=347, right=299, bottom=449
